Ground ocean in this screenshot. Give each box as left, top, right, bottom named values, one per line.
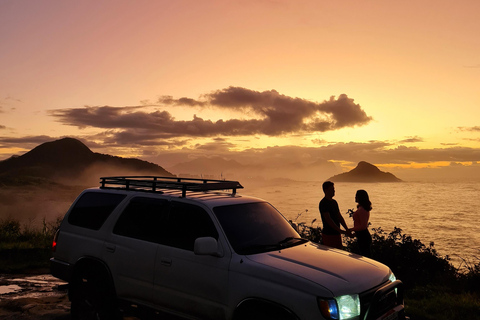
left=242, top=180, right=480, bottom=268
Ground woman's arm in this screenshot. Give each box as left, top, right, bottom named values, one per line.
left=351, top=207, right=370, bottom=231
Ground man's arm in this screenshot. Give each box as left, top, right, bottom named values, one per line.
left=337, top=211, right=349, bottom=231
left=321, top=211, right=346, bottom=234
left=337, top=211, right=352, bottom=236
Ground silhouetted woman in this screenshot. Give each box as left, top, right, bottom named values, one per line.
left=351, top=190, right=372, bottom=257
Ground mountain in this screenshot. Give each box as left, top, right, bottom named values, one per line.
left=0, top=137, right=173, bottom=185
left=327, top=161, right=402, bottom=182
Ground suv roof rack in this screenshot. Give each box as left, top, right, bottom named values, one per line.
left=99, top=176, right=243, bottom=197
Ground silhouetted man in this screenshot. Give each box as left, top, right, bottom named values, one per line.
left=319, top=181, right=349, bottom=249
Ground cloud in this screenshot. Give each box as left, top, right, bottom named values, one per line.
left=0, top=125, right=6, bottom=130
left=0, top=135, right=56, bottom=145
left=0, top=96, right=22, bottom=111
left=50, top=87, right=373, bottom=138
left=0, top=135, right=62, bottom=152
left=399, top=136, right=423, bottom=143
left=458, top=126, right=480, bottom=132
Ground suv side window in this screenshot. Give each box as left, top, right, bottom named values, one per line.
left=165, top=202, right=218, bottom=251
left=113, top=197, right=169, bottom=243
left=68, top=192, right=126, bottom=230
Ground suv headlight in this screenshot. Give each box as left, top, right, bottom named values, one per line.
left=389, top=272, right=396, bottom=283
left=318, top=294, right=360, bottom=320
left=389, top=272, right=398, bottom=294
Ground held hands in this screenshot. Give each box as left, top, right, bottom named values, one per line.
left=340, top=228, right=355, bottom=237
left=345, top=228, right=355, bottom=238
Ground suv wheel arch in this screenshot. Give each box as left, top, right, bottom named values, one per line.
left=234, top=298, right=298, bottom=320
left=69, top=257, right=121, bottom=320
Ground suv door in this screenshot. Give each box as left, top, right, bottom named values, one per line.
left=105, top=196, right=169, bottom=304
left=153, top=201, right=230, bottom=320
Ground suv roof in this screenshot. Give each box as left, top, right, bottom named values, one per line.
left=100, top=176, right=243, bottom=196
left=97, top=176, right=260, bottom=208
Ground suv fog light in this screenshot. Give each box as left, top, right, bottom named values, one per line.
left=318, top=294, right=360, bottom=320
left=318, top=298, right=339, bottom=319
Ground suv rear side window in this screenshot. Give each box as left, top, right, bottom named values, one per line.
left=113, top=197, right=169, bottom=243
left=68, top=192, right=126, bottom=230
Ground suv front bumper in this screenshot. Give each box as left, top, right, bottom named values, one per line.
left=364, top=280, right=405, bottom=320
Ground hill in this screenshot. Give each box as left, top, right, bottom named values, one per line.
left=0, top=137, right=173, bottom=186
left=327, top=161, right=402, bottom=182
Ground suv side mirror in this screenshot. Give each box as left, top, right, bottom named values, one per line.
left=194, top=237, right=223, bottom=257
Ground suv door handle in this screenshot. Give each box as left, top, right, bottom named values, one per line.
left=105, top=244, right=116, bottom=253
left=160, top=257, right=172, bottom=267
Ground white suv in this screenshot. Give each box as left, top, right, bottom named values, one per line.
left=50, top=176, right=405, bottom=320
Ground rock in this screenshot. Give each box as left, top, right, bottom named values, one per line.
left=328, top=161, right=402, bottom=182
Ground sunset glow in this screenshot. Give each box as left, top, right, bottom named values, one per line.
left=1, top=0, right=479, bottom=181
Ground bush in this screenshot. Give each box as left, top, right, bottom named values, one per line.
left=0, top=218, right=22, bottom=242
left=295, top=222, right=479, bottom=293
left=0, top=217, right=62, bottom=272
left=353, top=227, right=457, bottom=290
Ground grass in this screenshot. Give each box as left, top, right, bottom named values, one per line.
left=0, top=217, right=60, bottom=273
left=405, top=286, right=480, bottom=320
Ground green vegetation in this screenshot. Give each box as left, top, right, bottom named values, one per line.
left=0, top=217, right=61, bottom=273
left=2, top=217, right=479, bottom=319
left=295, top=221, right=480, bottom=320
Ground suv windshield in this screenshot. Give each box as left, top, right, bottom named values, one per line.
left=214, top=202, right=305, bottom=254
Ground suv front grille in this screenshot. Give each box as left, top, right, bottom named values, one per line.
left=359, top=281, right=403, bottom=320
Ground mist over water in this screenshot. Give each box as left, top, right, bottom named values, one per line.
left=242, top=180, right=480, bottom=267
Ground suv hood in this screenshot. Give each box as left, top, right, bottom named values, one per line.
left=245, top=241, right=391, bottom=296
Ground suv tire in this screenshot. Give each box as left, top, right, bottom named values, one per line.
left=70, top=262, right=121, bottom=320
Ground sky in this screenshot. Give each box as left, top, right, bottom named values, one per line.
left=1, top=0, right=479, bottom=181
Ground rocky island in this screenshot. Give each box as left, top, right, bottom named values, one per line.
left=328, top=161, right=402, bottom=182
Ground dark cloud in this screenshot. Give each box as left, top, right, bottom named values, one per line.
left=399, top=136, right=423, bottom=143
left=0, top=135, right=56, bottom=145
left=50, top=87, right=373, bottom=138
left=458, top=126, right=480, bottom=132
left=209, top=142, right=480, bottom=167
left=0, top=125, right=6, bottom=130
left=0, top=135, right=66, bottom=152
left=146, top=140, right=480, bottom=182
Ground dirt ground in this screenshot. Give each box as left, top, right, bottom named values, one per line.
left=0, top=274, right=70, bottom=320
left=0, top=274, right=157, bottom=320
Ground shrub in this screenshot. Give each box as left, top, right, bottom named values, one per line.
left=0, top=217, right=62, bottom=249
left=294, top=223, right=478, bottom=292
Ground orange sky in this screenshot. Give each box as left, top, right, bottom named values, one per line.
left=1, top=0, right=479, bottom=181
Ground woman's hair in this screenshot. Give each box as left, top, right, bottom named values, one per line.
left=356, top=189, right=372, bottom=211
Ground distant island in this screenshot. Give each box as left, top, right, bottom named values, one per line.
left=327, top=161, right=402, bottom=182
